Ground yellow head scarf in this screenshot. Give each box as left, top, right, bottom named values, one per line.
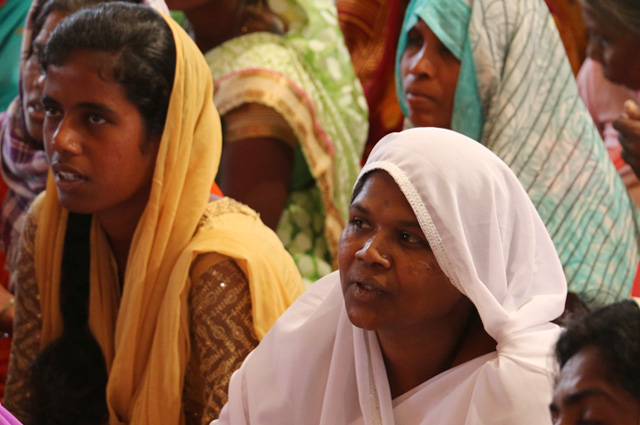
left=32, top=11, right=303, bottom=425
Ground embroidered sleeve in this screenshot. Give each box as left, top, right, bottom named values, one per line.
left=3, top=209, right=42, bottom=423
left=183, top=257, right=259, bottom=425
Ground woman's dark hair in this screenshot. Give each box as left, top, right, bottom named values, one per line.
left=28, top=0, right=142, bottom=60
left=28, top=4, right=176, bottom=424
left=555, top=299, right=640, bottom=400
left=28, top=214, right=109, bottom=425
left=580, top=0, right=640, bottom=40
left=43, top=1, right=176, bottom=140
left=350, top=170, right=377, bottom=203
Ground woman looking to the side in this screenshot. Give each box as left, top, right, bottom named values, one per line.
left=166, top=0, right=368, bottom=285
left=4, top=3, right=303, bottom=424
left=213, top=128, right=566, bottom=425
left=0, top=0, right=158, bottom=336
left=396, top=0, right=640, bottom=306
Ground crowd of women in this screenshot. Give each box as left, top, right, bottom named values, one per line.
left=0, top=0, right=638, bottom=424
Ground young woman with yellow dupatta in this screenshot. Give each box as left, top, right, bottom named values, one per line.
left=3, top=3, right=304, bottom=425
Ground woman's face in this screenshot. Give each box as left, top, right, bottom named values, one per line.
left=400, top=18, right=461, bottom=128
left=581, top=3, right=640, bottom=89
left=22, top=11, right=67, bottom=142
left=338, top=171, right=469, bottom=334
left=42, top=50, right=159, bottom=221
left=550, top=345, right=640, bottom=425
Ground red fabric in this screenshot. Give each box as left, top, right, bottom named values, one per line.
left=210, top=182, right=223, bottom=197
left=632, top=260, right=640, bottom=298
left=0, top=337, right=10, bottom=402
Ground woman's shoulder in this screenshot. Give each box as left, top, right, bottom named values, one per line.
left=205, top=32, right=299, bottom=83
left=236, top=271, right=343, bottom=364
left=197, top=196, right=259, bottom=227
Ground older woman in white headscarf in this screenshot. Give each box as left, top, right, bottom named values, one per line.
left=213, top=127, right=567, bottom=425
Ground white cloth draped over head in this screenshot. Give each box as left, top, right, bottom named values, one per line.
left=214, top=128, right=567, bottom=425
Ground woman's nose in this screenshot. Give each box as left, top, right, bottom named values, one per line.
left=35, top=72, right=46, bottom=89
left=355, top=236, right=391, bottom=267
left=51, top=119, right=81, bottom=155
left=407, top=45, right=436, bottom=78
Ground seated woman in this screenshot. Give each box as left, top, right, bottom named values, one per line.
left=577, top=0, right=640, bottom=206
left=213, top=128, right=567, bottom=425
left=166, top=0, right=368, bottom=285
left=0, top=0, right=163, bottom=334
left=551, top=299, right=640, bottom=424
left=395, top=0, right=640, bottom=306
left=4, top=3, right=304, bottom=425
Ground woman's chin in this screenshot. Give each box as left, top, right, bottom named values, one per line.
left=408, top=111, right=450, bottom=129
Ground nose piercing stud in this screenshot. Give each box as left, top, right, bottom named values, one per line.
left=382, top=254, right=388, bottom=259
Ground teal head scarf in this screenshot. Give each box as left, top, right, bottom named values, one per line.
left=395, top=0, right=483, bottom=141
left=395, top=0, right=640, bottom=303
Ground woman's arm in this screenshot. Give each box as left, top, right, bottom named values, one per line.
left=184, top=256, right=259, bottom=425
left=217, top=103, right=295, bottom=230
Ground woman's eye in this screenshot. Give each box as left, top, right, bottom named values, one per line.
left=349, top=217, right=368, bottom=229
left=439, top=43, right=457, bottom=60
left=589, top=31, right=608, bottom=45
left=88, top=114, right=106, bottom=124
left=44, top=105, right=60, bottom=117
left=407, top=28, right=422, bottom=47
left=400, top=232, right=421, bottom=244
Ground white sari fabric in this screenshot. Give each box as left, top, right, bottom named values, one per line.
left=214, top=128, right=567, bottom=425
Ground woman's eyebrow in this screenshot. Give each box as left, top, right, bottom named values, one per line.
left=396, top=220, right=420, bottom=228
left=40, top=94, right=59, bottom=105
left=350, top=202, right=369, bottom=215
left=75, top=102, right=116, bottom=115
left=562, top=387, right=616, bottom=407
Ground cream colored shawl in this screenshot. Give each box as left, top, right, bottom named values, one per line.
left=32, top=12, right=303, bottom=425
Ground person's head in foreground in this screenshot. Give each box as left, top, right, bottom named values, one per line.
left=551, top=299, right=640, bottom=425
left=579, top=0, right=640, bottom=90
left=214, top=127, right=567, bottom=425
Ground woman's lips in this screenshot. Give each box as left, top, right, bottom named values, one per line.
left=347, top=276, right=388, bottom=301
left=406, top=92, right=438, bottom=109
left=51, top=163, right=88, bottom=191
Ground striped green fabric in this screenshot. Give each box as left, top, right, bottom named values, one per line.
left=396, top=0, right=640, bottom=302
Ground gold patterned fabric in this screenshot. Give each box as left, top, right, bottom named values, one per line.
left=5, top=203, right=261, bottom=424
left=223, top=103, right=297, bottom=148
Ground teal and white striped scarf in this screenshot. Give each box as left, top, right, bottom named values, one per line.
left=396, top=0, right=640, bottom=302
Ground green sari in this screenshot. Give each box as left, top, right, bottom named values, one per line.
left=207, top=0, right=367, bottom=286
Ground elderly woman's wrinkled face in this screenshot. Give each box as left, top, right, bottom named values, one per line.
left=550, top=345, right=640, bottom=425
left=338, top=171, right=469, bottom=334
left=400, top=18, right=461, bottom=128
left=581, top=3, right=640, bottom=90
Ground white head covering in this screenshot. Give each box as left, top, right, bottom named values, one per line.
left=214, top=128, right=567, bottom=425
